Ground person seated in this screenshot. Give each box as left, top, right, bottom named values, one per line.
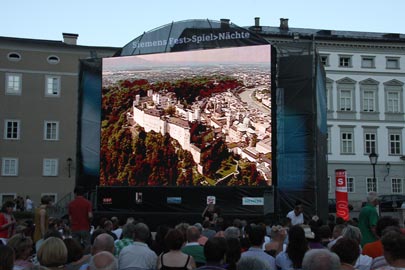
left=64, top=238, right=91, bottom=270
left=331, top=237, right=360, bottom=270
left=37, top=237, right=68, bottom=270
left=197, top=237, right=228, bottom=270
left=0, top=245, right=15, bottom=270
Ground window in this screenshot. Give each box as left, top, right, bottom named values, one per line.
left=391, top=178, right=402, bottom=193
left=366, top=177, right=378, bottom=193
left=1, top=158, right=18, bottom=176
left=0, top=194, right=16, bottom=205
left=339, top=55, right=352, bottom=67
left=341, top=131, right=354, bottom=154
left=45, top=76, right=61, bottom=97
left=387, top=91, right=400, bottom=113
left=364, top=132, right=377, bottom=154
left=47, top=55, right=60, bottom=64
left=43, top=159, right=58, bottom=176
left=4, top=120, right=20, bottom=140
left=347, top=177, right=355, bottom=193
left=44, top=121, right=59, bottom=140
left=7, top=52, right=21, bottom=62
left=339, top=90, right=352, bottom=111
left=5, top=73, right=22, bottom=95
left=388, top=132, right=401, bottom=155
left=362, top=56, right=375, bottom=68
left=386, top=57, right=400, bottom=69
left=320, top=55, right=329, bottom=66
left=362, top=90, right=376, bottom=112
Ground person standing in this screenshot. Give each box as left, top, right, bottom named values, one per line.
left=358, top=191, right=379, bottom=247
left=33, top=196, right=53, bottom=245
left=25, top=196, right=34, bottom=212
left=286, top=200, right=304, bottom=226
left=0, top=201, right=16, bottom=245
left=68, top=186, right=93, bottom=250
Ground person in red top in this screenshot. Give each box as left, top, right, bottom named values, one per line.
left=362, top=216, right=400, bottom=258
left=68, top=186, right=93, bottom=250
left=0, top=201, right=16, bottom=244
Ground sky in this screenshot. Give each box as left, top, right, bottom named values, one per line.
left=2, top=0, right=403, bottom=48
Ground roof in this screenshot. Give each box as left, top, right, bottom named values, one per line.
left=245, top=26, right=405, bottom=42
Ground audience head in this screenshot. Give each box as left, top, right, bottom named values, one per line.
left=6, top=234, right=33, bottom=260
left=302, top=249, right=340, bottom=270
left=103, top=220, right=113, bottom=232
left=237, top=256, right=271, bottom=270
left=332, top=224, right=346, bottom=239
left=224, top=226, right=241, bottom=240
left=165, top=229, right=185, bottom=251
left=40, top=195, right=53, bottom=206
left=63, top=238, right=84, bottom=263
left=92, top=233, right=115, bottom=255
left=286, top=225, right=308, bottom=269
left=1, top=201, right=15, bottom=213
left=133, top=222, right=150, bottom=243
left=204, top=237, right=227, bottom=264
left=89, top=251, right=117, bottom=270
left=90, top=229, right=107, bottom=246
left=0, top=245, right=15, bottom=270
left=375, top=216, right=400, bottom=237
left=366, top=191, right=379, bottom=205
left=246, top=224, right=265, bottom=246
left=331, top=237, right=360, bottom=266
left=186, top=226, right=200, bottom=243
left=225, top=237, right=241, bottom=269
left=342, top=225, right=362, bottom=245
left=37, top=237, right=68, bottom=268
left=381, top=229, right=405, bottom=264
left=121, top=223, right=136, bottom=240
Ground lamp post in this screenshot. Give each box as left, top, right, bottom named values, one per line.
left=369, top=152, right=378, bottom=182
left=67, top=157, right=72, bottom=178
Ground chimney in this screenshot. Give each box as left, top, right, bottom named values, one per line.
left=279, top=18, right=289, bottom=31
left=62, top=33, right=79, bottom=45
left=220, top=18, right=230, bottom=29
left=255, top=17, right=260, bottom=27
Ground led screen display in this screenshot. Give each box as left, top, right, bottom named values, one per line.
left=101, top=45, right=271, bottom=187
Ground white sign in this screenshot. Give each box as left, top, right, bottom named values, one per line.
left=206, top=196, right=216, bottom=205
left=242, top=197, right=264, bottom=206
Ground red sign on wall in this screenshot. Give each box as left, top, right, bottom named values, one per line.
left=335, top=169, right=349, bottom=221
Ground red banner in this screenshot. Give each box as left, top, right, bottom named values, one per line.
left=335, top=169, right=349, bottom=221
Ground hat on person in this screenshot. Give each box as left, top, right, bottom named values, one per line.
left=301, top=225, right=315, bottom=239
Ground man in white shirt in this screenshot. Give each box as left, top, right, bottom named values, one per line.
left=286, top=200, right=304, bottom=226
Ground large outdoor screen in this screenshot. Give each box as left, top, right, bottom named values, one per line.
left=101, top=45, right=271, bottom=187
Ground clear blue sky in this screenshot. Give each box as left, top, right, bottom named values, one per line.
left=2, top=0, right=403, bottom=47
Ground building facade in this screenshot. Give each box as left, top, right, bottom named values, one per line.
left=257, top=18, right=405, bottom=208
left=0, top=34, right=118, bottom=205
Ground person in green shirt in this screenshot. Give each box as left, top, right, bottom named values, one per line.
left=358, top=191, right=379, bottom=247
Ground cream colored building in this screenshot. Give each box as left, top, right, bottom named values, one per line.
left=0, top=34, right=118, bottom=205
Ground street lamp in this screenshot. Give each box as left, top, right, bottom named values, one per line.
left=67, top=157, right=73, bottom=178
left=384, top=162, right=391, bottom=181
left=369, top=152, right=378, bottom=182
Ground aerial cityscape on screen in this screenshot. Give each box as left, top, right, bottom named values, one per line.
left=101, top=45, right=271, bottom=187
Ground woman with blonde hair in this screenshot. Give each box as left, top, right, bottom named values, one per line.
left=37, top=237, right=67, bottom=270
left=7, top=234, right=34, bottom=270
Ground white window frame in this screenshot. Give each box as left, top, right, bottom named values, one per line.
left=391, top=178, right=402, bottom=194
left=347, top=177, right=355, bottom=193
left=1, top=158, right=18, bottom=176
left=4, top=120, right=20, bottom=140
left=43, top=158, right=59, bottom=176
left=5, top=73, right=22, bottom=95
left=362, top=90, right=376, bottom=112
left=386, top=57, right=400, bottom=69
left=364, top=132, right=377, bottom=154
left=41, top=193, right=58, bottom=204
left=366, top=177, right=378, bottom=193
left=320, top=55, right=329, bottom=66
left=386, top=91, right=401, bottom=113
left=341, top=131, right=354, bottom=154
left=44, top=121, right=59, bottom=141
left=388, top=132, right=401, bottom=155
left=339, top=89, right=353, bottom=111
left=361, top=56, right=375, bottom=68
left=45, top=75, right=61, bottom=97
left=339, top=55, right=352, bottom=67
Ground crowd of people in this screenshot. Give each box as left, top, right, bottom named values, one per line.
left=0, top=190, right=405, bottom=270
